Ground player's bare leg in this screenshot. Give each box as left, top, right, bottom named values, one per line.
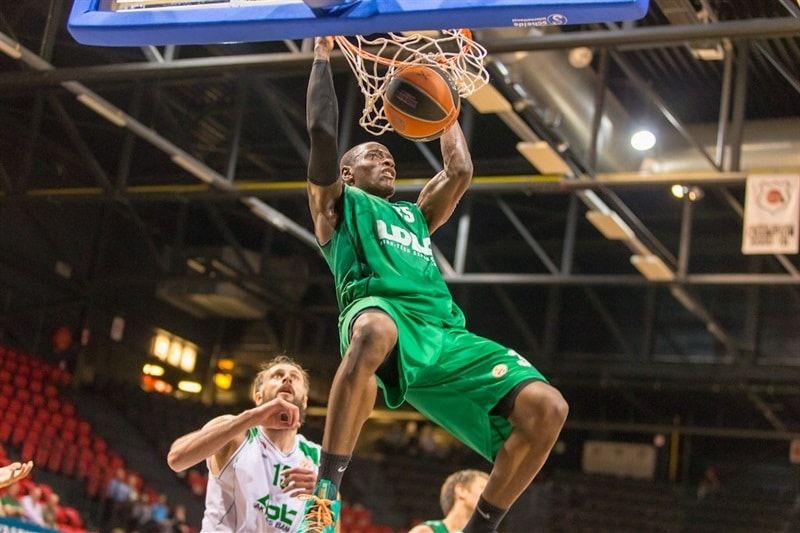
left=323, top=311, right=397, bottom=454
left=464, top=382, right=568, bottom=533
left=303, top=311, right=397, bottom=532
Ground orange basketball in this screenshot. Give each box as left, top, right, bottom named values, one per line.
left=383, top=65, right=460, bottom=142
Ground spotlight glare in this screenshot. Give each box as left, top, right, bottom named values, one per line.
left=631, top=130, right=657, bottom=151
left=671, top=184, right=687, bottom=199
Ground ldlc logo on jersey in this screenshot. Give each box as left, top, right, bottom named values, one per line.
left=255, top=494, right=296, bottom=532
left=376, top=219, right=433, bottom=260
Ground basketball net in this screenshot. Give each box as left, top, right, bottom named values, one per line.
left=334, top=30, right=489, bottom=136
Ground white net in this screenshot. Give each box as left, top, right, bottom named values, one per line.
left=334, top=30, right=489, bottom=136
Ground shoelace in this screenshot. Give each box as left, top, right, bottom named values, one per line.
left=300, top=494, right=335, bottom=533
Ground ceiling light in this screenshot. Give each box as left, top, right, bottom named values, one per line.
left=178, top=381, right=202, bottom=394
left=517, top=141, right=571, bottom=175
left=0, top=35, right=22, bottom=59
left=76, top=93, right=127, bottom=127
left=467, top=83, right=513, bottom=114
left=217, top=358, right=235, bottom=371
left=142, top=364, right=165, bottom=377
left=671, top=184, right=687, bottom=199
left=631, top=130, right=657, bottom=151
left=586, top=211, right=634, bottom=240
left=631, top=254, right=675, bottom=281
left=213, top=373, right=233, bottom=390
left=568, top=47, right=593, bottom=69
left=671, top=185, right=704, bottom=201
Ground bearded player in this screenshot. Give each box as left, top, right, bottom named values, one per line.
left=168, top=355, right=321, bottom=532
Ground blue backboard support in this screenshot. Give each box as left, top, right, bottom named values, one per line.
left=68, top=0, right=650, bottom=47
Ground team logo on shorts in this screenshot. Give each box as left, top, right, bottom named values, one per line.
left=492, top=364, right=508, bottom=378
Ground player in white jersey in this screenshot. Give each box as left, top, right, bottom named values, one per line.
left=168, top=355, right=322, bottom=532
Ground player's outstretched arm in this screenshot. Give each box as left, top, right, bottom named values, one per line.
left=416, top=120, right=473, bottom=234
left=0, top=461, right=33, bottom=489
left=307, top=36, right=344, bottom=245
left=167, top=398, right=299, bottom=474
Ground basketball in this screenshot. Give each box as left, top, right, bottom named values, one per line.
left=383, top=65, right=460, bottom=142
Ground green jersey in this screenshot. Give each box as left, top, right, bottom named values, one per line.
left=321, top=184, right=548, bottom=461
left=423, top=520, right=450, bottom=533
left=321, top=185, right=464, bottom=326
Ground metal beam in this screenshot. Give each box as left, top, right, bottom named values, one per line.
left=496, top=197, right=559, bottom=274
left=0, top=172, right=766, bottom=205
left=443, top=273, right=800, bottom=286
left=226, top=79, right=248, bottom=182
left=204, top=205, right=257, bottom=276
left=588, top=48, right=609, bottom=172
left=482, top=18, right=800, bottom=52
left=2, top=19, right=800, bottom=89
left=582, top=286, right=637, bottom=358
left=48, top=95, right=168, bottom=273
left=778, top=0, right=800, bottom=18
left=754, top=41, right=800, bottom=96
left=565, top=420, right=800, bottom=441
left=610, top=49, right=720, bottom=172
left=474, top=254, right=542, bottom=354
left=715, top=42, right=734, bottom=169
left=677, top=197, right=693, bottom=280
left=0, top=32, right=316, bottom=250
left=453, top=203, right=471, bottom=275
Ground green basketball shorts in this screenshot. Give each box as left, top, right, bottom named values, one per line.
left=338, top=296, right=548, bottom=462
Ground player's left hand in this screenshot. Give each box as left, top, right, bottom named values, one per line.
left=280, top=466, right=317, bottom=497
left=0, top=461, right=33, bottom=489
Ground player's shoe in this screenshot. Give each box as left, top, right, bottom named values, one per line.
left=300, top=479, right=340, bottom=533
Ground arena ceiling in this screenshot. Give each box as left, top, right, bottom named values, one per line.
left=1, top=0, right=800, bottom=438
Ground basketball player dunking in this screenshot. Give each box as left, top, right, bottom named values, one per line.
left=168, top=356, right=320, bottom=533
left=301, top=36, right=569, bottom=533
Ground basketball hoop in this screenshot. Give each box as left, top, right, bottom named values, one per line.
left=334, top=30, right=489, bottom=136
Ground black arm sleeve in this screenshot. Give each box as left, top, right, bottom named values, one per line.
left=306, top=58, right=339, bottom=186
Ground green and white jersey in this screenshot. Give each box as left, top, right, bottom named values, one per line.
left=321, top=185, right=465, bottom=327
left=201, top=428, right=320, bottom=533
left=423, top=520, right=451, bottom=533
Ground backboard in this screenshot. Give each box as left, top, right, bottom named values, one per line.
left=68, top=0, right=650, bottom=47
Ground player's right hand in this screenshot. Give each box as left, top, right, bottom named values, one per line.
left=252, top=397, right=300, bottom=429
left=314, top=36, right=335, bottom=58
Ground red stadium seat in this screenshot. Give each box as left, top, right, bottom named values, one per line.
left=46, top=398, right=60, bottom=412
left=13, top=375, right=28, bottom=390
left=0, top=421, right=12, bottom=443
left=65, top=507, right=84, bottom=528
left=92, top=437, right=107, bottom=454
left=63, top=417, right=78, bottom=433
left=62, top=402, right=76, bottom=417
left=47, top=442, right=65, bottom=472
left=7, top=399, right=21, bottom=414
left=32, top=393, right=45, bottom=408
left=34, top=441, right=51, bottom=466
left=29, top=379, right=43, bottom=394
left=21, top=438, right=37, bottom=462
left=62, top=444, right=79, bottom=477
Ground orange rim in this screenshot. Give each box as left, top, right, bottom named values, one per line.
left=334, top=29, right=475, bottom=69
